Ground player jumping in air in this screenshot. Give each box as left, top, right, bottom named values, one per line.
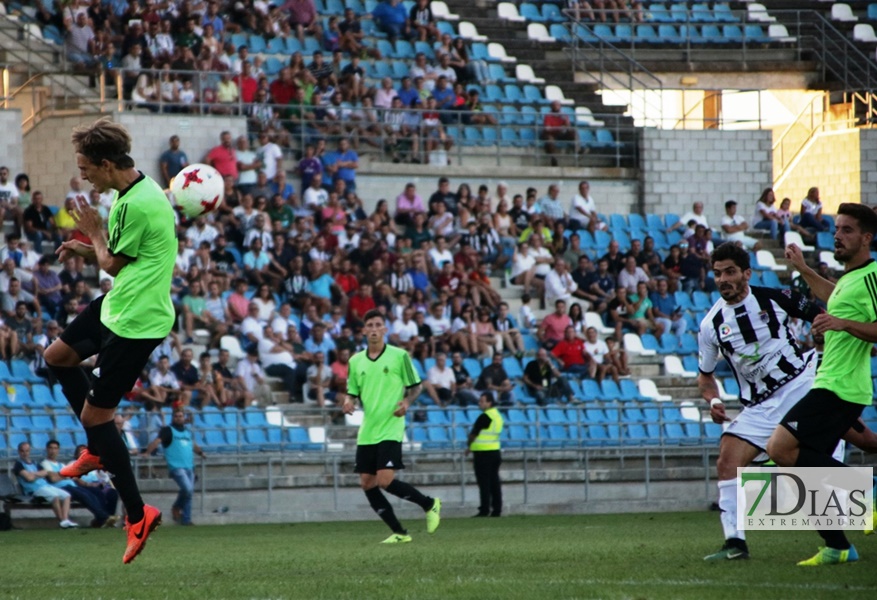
left=46, top=118, right=177, bottom=564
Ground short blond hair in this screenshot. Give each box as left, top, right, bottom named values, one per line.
left=71, top=118, right=134, bottom=168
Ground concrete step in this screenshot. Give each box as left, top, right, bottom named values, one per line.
left=629, top=363, right=661, bottom=378
left=655, top=386, right=701, bottom=400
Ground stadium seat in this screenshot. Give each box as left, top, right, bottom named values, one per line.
left=819, top=251, right=844, bottom=273
left=593, top=24, right=619, bottom=43
left=31, top=385, right=55, bottom=408
left=635, top=24, right=659, bottom=42
left=714, top=3, right=737, bottom=23
left=623, top=333, right=656, bottom=357
left=744, top=25, right=770, bottom=43
left=459, top=21, right=487, bottom=41
left=523, top=84, right=545, bottom=104
left=639, top=379, right=671, bottom=402
left=498, top=2, right=526, bottom=22
left=545, top=84, right=574, bottom=106
left=580, top=379, right=605, bottom=402
left=518, top=2, right=542, bottom=22
left=678, top=333, right=698, bottom=355
left=768, top=23, right=796, bottom=42
left=515, top=64, right=545, bottom=85
left=816, top=231, right=835, bottom=250
left=247, top=35, right=267, bottom=53
left=541, top=3, right=563, bottom=23
left=657, top=333, right=679, bottom=355
left=690, top=3, right=714, bottom=23
left=760, top=270, right=781, bottom=288
left=669, top=4, right=688, bottom=23
left=747, top=3, right=775, bottom=23
left=832, top=3, right=858, bottom=22
left=266, top=37, right=286, bottom=55
left=755, top=250, right=787, bottom=271
left=487, top=42, right=516, bottom=63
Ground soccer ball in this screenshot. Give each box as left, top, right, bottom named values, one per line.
left=170, top=163, right=224, bottom=218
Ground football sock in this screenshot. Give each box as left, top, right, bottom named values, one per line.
left=364, top=487, right=405, bottom=534
left=717, top=479, right=745, bottom=541
left=819, top=529, right=851, bottom=551
left=49, top=365, right=91, bottom=419
left=385, top=480, right=434, bottom=511
left=86, top=420, right=145, bottom=523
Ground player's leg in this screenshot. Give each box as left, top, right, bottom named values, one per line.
left=45, top=299, right=103, bottom=418
left=704, top=433, right=760, bottom=561
left=376, top=442, right=441, bottom=533
left=357, top=445, right=409, bottom=540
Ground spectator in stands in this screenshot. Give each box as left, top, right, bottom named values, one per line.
left=628, top=281, right=662, bottom=337
left=206, top=131, right=238, bottom=181
left=752, top=187, right=784, bottom=240
left=2, top=278, right=39, bottom=319
left=65, top=12, right=96, bottom=68
left=544, top=256, right=578, bottom=307
left=541, top=100, right=574, bottom=162
left=32, top=257, right=63, bottom=318
left=409, top=0, right=439, bottom=41
left=617, top=255, right=649, bottom=295
left=373, top=0, right=411, bottom=41
left=799, top=186, right=829, bottom=232
left=649, top=276, right=687, bottom=338
left=777, top=197, right=814, bottom=243
left=395, top=182, right=425, bottom=228
left=173, top=347, right=219, bottom=408
left=149, top=354, right=186, bottom=405
left=285, top=0, right=320, bottom=45
left=552, top=325, right=592, bottom=377
left=509, top=241, right=542, bottom=298
left=13, top=441, right=78, bottom=528
left=600, top=239, right=625, bottom=277
left=410, top=52, right=438, bottom=92
left=42, top=440, right=118, bottom=528
left=678, top=242, right=706, bottom=293
left=538, top=299, right=573, bottom=349
left=475, top=352, right=514, bottom=406
left=721, top=200, right=760, bottom=251
left=523, top=348, right=575, bottom=405
left=582, top=326, right=620, bottom=383
left=258, top=324, right=301, bottom=402
left=236, top=346, right=273, bottom=405
left=23, top=191, right=62, bottom=254
left=432, top=76, right=456, bottom=122
left=390, top=306, right=420, bottom=351
left=159, top=135, right=189, bottom=188
left=667, top=201, right=708, bottom=233
left=423, top=351, right=455, bottom=407
left=146, top=407, right=204, bottom=526
left=569, top=181, right=607, bottom=232
left=305, top=350, right=335, bottom=406
left=212, top=349, right=253, bottom=408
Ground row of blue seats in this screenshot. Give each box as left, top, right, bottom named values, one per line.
left=523, top=1, right=739, bottom=25
left=421, top=404, right=690, bottom=427
left=0, top=384, right=65, bottom=410
left=565, top=23, right=786, bottom=44
left=411, top=420, right=722, bottom=449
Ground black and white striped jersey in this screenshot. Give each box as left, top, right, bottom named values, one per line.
left=698, top=286, right=823, bottom=407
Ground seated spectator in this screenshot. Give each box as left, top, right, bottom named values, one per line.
left=287, top=0, right=320, bottom=45
left=752, top=187, right=785, bottom=240
left=2, top=278, right=40, bottom=319
left=65, top=12, right=96, bottom=68
left=617, top=255, right=650, bottom=295
left=510, top=241, right=544, bottom=298
left=259, top=324, right=301, bottom=403
left=23, top=191, right=63, bottom=254
left=391, top=306, right=420, bottom=352
left=235, top=347, right=273, bottom=405
left=679, top=242, right=706, bottom=293
left=213, top=349, right=255, bottom=408
left=649, top=277, right=687, bottom=338
left=395, top=182, right=426, bottom=228
left=522, top=349, right=575, bottom=406
left=475, top=352, right=514, bottom=406
left=13, top=441, right=78, bottom=528
left=583, top=327, right=621, bottom=383
left=541, top=100, right=574, bottom=160
left=306, top=350, right=335, bottom=406
left=172, top=348, right=218, bottom=408
left=568, top=181, right=608, bottom=232
left=149, top=354, right=187, bottom=405
left=667, top=201, right=709, bottom=233
left=424, top=351, right=455, bottom=407
left=373, top=0, right=410, bottom=41
left=628, top=281, right=663, bottom=337
left=409, top=0, right=439, bottom=41
left=41, top=440, right=118, bottom=528
left=551, top=326, right=592, bottom=377
left=537, top=299, right=573, bottom=349
left=544, top=256, right=578, bottom=307
left=721, top=200, right=760, bottom=251
left=799, top=186, right=829, bottom=232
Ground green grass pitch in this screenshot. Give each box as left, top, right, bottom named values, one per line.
left=2, top=512, right=875, bottom=600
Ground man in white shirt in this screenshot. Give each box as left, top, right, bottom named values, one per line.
left=720, top=200, right=760, bottom=250
left=425, top=301, right=452, bottom=345
left=257, top=324, right=299, bottom=402
left=544, top=257, right=578, bottom=306
left=428, top=236, right=454, bottom=270
left=186, top=217, right=219, bottom=249
left=424, top=352, right=455, bottom=407
left=669, top=201, right=709, bottom=233
left=617, top=256, right=650, bottom=294
left=235, top=136, right=261, bottom=194
left=234, top=348, right=271, bottom=405
left=271, top=303, right=297, bottom=342
left=240, top=302, right=266, bottom=347
left=583, top=327, right=619, bottom=383
left=148, top=355, right=186, bottom=404
left=303, top=173, right=329, bottom=213
left=256, top=131, right=283, bottom=182
left=433, top=54, right=456, bottom=84
left=390, top=306, right=419, bottom=351
left=529, top=235, right=554, bottom=278
left=569, top=180, right=607, bottom=232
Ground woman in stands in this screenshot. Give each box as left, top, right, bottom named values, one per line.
left=450, top=305, right=477, bottom=356
left=752, top=187, right=785, bottom=240
left=370, top=199, right=395, bottom=232
left=14, top=174, right=31, bottom=210
left=569, top=302, right=586, bottom=337
left=456, top=183, right=474, bottom=229
left=661, top=244, right=682, bottom=293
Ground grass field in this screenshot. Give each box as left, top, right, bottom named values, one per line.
left=2, top=511, right=876, bottom=600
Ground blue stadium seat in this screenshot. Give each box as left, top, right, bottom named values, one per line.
left=391, top=60, right=409, bottom=79
left=678, top=333, right=698, bottom=355
left=640, top=333, right=661, bottom=354
left=426, top=409, right=449, bottom=425
left=657, top=24, right=685, bottom=43
left=541, top=3, right=563, bottom=22
left=414, top=40, right=435, bottom=60
left=600, top=380, right=623, bottom=402
left=690, top=3, right=714, bottom=23
left=502, top=357, right=524, bottom=379
left=704, top=423, right=723, bottom=440
left=635, top=24, right=658, bottom=42
left=623, top=407, right=644, bottom=422
left=615, top=24, right=633, bottom=42
left=585, top=407, right=606, bottom=423
left=395, top=40, right=415, bottom=59
left=31, top=384, right=55, bottom=408
left=701, top=25, right=726, bottom=43
left=480, top=127, right=498, bottom=146
left=749, top=271, right=763, bottom=286
left=518, top=127, right=537, bottom=146
left=248, top=35, right=267, bottom=53
left=520, top=2, right=543, bottom=22
left=285, top=427, right=321, bottom=451
left=577, top=129, right=597, bottom=149
left=723, top=25, right=743, bottom=42
left=619, top=379, right=646, bottom=402
left=326, top=0, right=344, bottom=14
left=264, top=57, right=284, bottom=76
left=669, top=4, right=688, bottom=23
left=744, top=24, right=769, bottom=43
left=488, top=63, right=514, bottom=84
left=648, top=4, right=672, bottom=23
left=593, top=24, right=620, bottom=43
left=242, top=409, right=268, bottom=426
left=266, top=37, right=286, bottom=55
left=580, top=379, right=604, bottom=402
left=484, top=84, right=504, bottom=103
left=761, top=271, right=781, bottom=288
left=628, top=214, right=647, bottom=232
left=658, top=333, right=679, bottom=355
left=549, top=24, right=571, bottom=42
left=714, top=3, right=737, bottom=23
left=436, top=21, right=456, bottom=37
left=463, top=358, right=483, bottom=380
left=595, top=129, right=620, bottom=147
left=471, top=42, right=490, bottom=62
left=410, top=426, right=428, bottom=444
left=609, top=213, right=628, bottom=232
left=663, top=423, right=686, bottom=445
left=680, top=25, right=706, bottom=44
left=816, top=231, right=834, bottom=250
left=11, top=412, right=33, bottom=431
left=500, top=127, right=519, bottom=147
left=504, top=84, right=525, bottom=104
left=723, top=377, right=741, bottom=398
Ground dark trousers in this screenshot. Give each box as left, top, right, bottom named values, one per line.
left=473, top=450, right=502, bottom=516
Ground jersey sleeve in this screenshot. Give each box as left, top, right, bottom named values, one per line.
left=400, top=350, right=421, bottom=388
left=764, top=287, right=823, bottom=322
left=697, top=318, right=719, bottom=374
left=346, top=355, right=361, bottom=398
left=108, top=201, right=146, bottom=261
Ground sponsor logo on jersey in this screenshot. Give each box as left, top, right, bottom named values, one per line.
left=719, top=324, right=732, bottom=340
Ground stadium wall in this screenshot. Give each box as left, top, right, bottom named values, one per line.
left=774, top=129, right=860, bottom=213
left=640, top=129, right=772, bottom=225
left=859, top=129, right=877, bottom=207
left=0, top=109, right=24, bottom=177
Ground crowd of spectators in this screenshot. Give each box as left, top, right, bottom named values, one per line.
left=43, top=0, right=517, bottom=160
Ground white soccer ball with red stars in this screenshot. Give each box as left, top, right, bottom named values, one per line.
left=170, top=163, right=224, bottom=218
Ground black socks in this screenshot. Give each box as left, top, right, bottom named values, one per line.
left=85, top=420, right=145, bottom=523
left=49, top=365, right=91, bottom=418
left=385, top=480, right=434, bottom=512
left=364, top=487, right=405, bottom=534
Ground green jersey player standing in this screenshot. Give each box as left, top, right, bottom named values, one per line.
left=768, top=202, right=877, bottom=566
left=342, top=309, right=441, bottom=543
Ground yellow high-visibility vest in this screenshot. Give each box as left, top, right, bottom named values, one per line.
left=470, top=407, right=503, bottom=451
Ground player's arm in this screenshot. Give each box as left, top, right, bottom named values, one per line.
left=784, top=243, right=835, bottom=303
left=812, top=315, right=877, bottom=343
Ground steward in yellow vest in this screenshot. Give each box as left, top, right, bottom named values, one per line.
left=466, top=392, right=504, bottom=517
